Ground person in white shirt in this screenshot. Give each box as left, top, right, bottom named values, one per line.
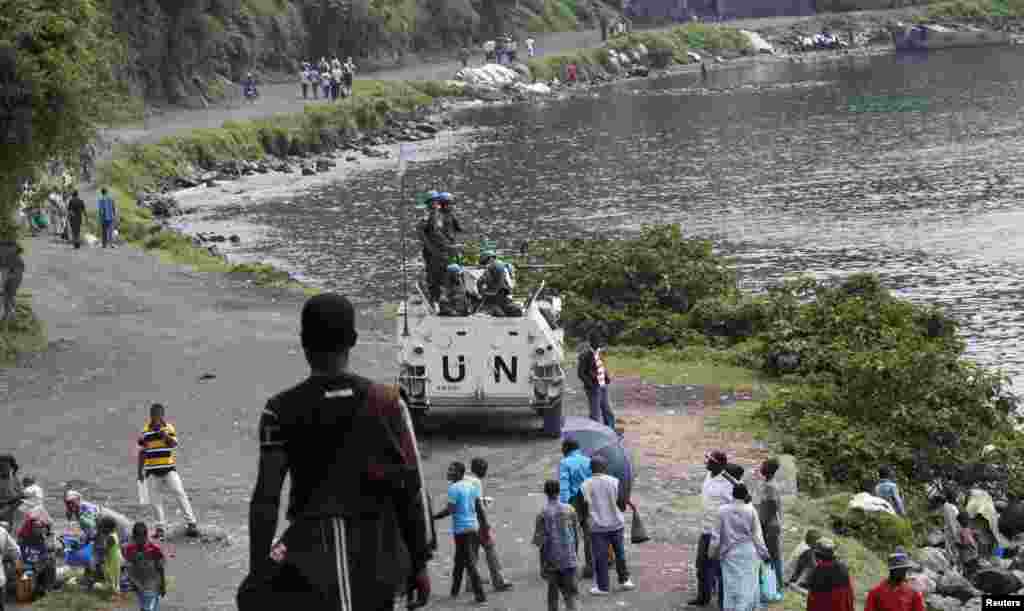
left=581, top=457, right=635, bottom=596
left=689, top=450, right=733, bottom=607
left=526, top=37, right=536, bottom=58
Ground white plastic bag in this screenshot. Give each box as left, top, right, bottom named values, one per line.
left=137, top=479, right=150, bottom=505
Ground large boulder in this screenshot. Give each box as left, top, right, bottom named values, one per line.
left=915, top=547, right=953, bottom=576
left=926, top=594, right=966, bottom=611
left=972, top=568, right=1023, bottom=597
left=936, top=572, right=977, bottom=602
left=849, top=492, right=896, bottom=515
left=739, top=29, right=775, bottom=54
left=828, top=493, right=914, bottom=554
left=455, top=64, right=521, bottom=89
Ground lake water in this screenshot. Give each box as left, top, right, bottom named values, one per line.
left=203, top=47, right=1024, bottom=387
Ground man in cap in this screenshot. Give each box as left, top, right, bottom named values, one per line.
left=242, top=293, right=433, bottom=611
left=577, top=330, right=614, bottom=430
left=864, top=547, right=924, bottom=611
left=805, top=538, right=854, bottom=611
left=689, top=450, right=733, bottom=607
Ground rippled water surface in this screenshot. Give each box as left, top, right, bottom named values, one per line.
left=213, top=48, right=1024, bottom=385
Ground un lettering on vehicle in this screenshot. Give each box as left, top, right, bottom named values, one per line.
left=440, top=355, right=519, bottom=384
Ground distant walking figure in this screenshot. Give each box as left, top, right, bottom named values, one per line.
left=97, top=188, right=117, bottom=248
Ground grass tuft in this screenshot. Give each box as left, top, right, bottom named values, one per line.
left=0, top=292, right=47, bottom=365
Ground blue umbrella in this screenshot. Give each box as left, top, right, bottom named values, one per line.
left=561, top=416, right=634, bottom=504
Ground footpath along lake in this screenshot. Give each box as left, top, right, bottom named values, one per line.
left=194, top=46, right=1024, bottom=386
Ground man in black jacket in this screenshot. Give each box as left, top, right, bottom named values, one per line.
left=241, top=294, right=433, bottom=610
left=577, top=330, right=615, bottom=430
left=67, top=191, right=85, bottom=249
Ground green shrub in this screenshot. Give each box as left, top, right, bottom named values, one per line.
left=823, top=493, right=915, bottom=556
left=0, top=296, right=46, bottom=364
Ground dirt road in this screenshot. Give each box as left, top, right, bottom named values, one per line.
left=3, top=234, right=737, bottom=610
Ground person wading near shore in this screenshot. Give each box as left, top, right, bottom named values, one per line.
left=67, top=191, right=85, bottom=249
left=434, top=461, right=488, bottom=605
left=559, top=438, right=594, bottom=579
left=578, top=330, right=615, bottom=430
left=689, top=450, right=733, bottom=608
left=582, top=457, right=635, bottom=595
left=138, top=403, right=199, bottom=540
left=241, top=293, right=433, bottom=611
left=465, top=458, right=513, bottom=592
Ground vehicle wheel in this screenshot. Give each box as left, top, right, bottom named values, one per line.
left=542, top=399, right=563, bottom=438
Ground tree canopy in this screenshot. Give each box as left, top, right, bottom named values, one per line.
left=0, top=0, right=125, bottom=240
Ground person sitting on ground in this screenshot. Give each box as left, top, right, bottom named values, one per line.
left=805, top=538, right=853, bottom=611
left=956, top=512, right=979, bottom=578
left=786, top=529, right=821, bottom=590
left=864, top=548, right=924, bottom=611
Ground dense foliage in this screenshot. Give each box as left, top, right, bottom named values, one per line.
left=529, top=225, right=1023, bottom=499
left=522, top=224, right=737, bottom=344
left=823, top=493, right=915, bottom=555
left=0, top=0, right=125, bottom=241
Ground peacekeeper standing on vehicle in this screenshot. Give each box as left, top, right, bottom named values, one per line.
left=417, top=191, right=463, bottom=305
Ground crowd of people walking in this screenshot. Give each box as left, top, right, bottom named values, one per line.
left=300, top=56, right=357, bottom=101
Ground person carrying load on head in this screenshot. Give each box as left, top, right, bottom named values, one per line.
left=477, top=251, right=521, bottom=317
left=417, top=191, right=452, bottom=305
left=439, top=264, right=470, bottom=317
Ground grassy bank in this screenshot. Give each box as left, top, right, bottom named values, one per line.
left=526, top=23, right=752, bottom=81
left=926, top=0, right=1024, bottom=18
left=0, top=292, right=47, bottom=365
left=93, top=79, right=463, bottom=290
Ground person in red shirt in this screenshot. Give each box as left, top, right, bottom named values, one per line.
left=864, top=548, right=925, bottom=611
left=124, top=522, right=166, bottom=611
left=806, top=538, right=853, bottom=611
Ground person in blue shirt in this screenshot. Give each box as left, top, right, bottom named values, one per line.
left=96, top=188, right=117, bottom=248
left=433, top=461, right=488, bottom=605
left=874, top=466, right=906, bottom=516
left=558, top=438, right=593, bottom=578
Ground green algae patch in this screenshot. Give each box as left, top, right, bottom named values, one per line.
left=847, top=95, right=930, bottom=113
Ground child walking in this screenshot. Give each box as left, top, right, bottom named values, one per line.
left=533, top=479, right=580, bottom=611
left=93, top=517, right=123, bottom=593
left=124, top=522, right=166, bottom=611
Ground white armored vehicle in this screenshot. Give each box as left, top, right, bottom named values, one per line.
left=395, top=267, right=567, bottom=437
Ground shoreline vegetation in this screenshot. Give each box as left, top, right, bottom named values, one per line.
left=527, top=225, right=1021, bottom=604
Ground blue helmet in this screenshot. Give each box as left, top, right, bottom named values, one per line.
left=427, top=190, right=441, bottom=200
left=447, top=263, right=463, bottom=274
left=439, top=192, right=453, bottom=202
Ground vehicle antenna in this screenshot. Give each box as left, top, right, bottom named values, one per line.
left=399, top=145, right=411, bottom=337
